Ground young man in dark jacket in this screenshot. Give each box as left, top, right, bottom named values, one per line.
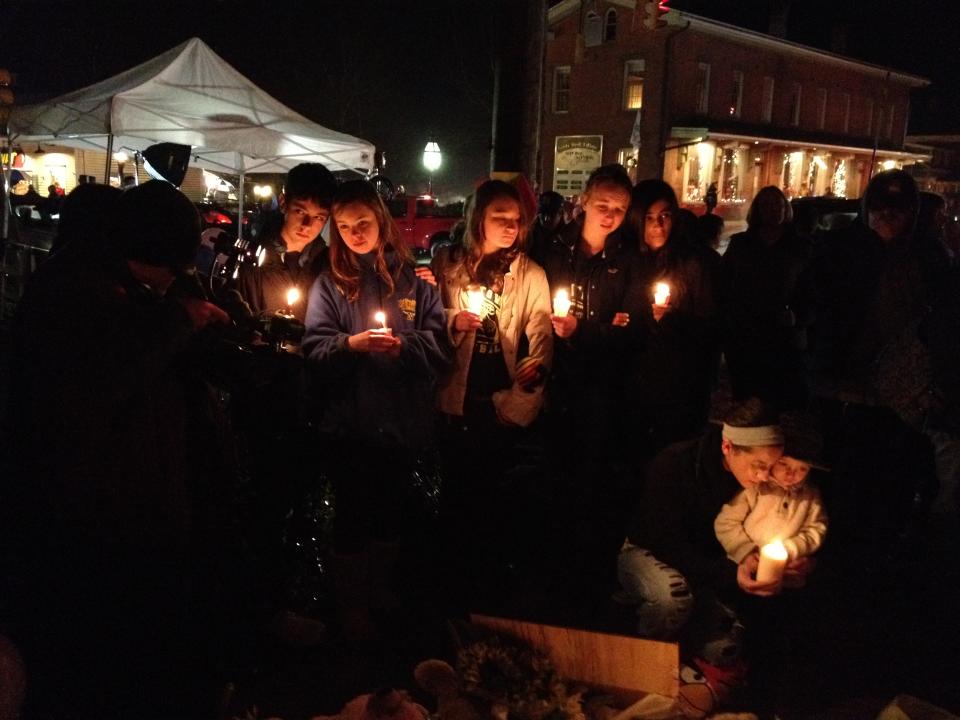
left=237, top=162, right=337, bottom=322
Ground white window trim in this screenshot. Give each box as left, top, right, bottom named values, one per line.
left=584, top=11, right=602, bottom=47
left=697, top=62, right=711, bottom=115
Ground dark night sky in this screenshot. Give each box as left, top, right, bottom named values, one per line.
left=1, top=0, right=958, bottom=196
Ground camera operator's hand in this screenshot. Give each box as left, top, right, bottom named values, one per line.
left=180, top=297, right=230, bottom=330
left=454, top=311, right=482, bottom=332
left=348, top=330, right=402, bottom=354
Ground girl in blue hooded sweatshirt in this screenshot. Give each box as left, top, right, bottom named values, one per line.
left=303, top=180, right=451, bottom=635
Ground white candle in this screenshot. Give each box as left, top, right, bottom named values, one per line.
left=466, top=286, right=485, bottom=316
left=756, top=539, right=789, bottom=584
left=553, top=289, right=571, bottom=317
left=653, top=282, right=671, bottom=306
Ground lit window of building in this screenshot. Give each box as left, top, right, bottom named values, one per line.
left=696, top=62, right=711, bottom=115
left=761, top=76, right=775, bottom=123
left=623, top=59, right=645, bottom=110
left=730, top=70, right=744, bottom=118
left=604, top=8, right=617, bottom=42
left=553, top=66, right=571, bottom=113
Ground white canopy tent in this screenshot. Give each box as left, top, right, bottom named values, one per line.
left=8, top=36, right=374, bottom=175
left=2, top=37, right=374, bottom=240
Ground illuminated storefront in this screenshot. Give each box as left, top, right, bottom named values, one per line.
left=663, top=128, right=929, bottom=219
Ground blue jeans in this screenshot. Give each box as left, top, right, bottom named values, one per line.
left=617, top=545, right=745, bottom=666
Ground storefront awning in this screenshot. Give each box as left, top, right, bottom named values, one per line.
left=670, top=127, right=931, bottom=163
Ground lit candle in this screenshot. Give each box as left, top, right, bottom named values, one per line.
left=286, top=287, right=301, bottom=312
left=553, top=289, right=571, bottom=317
left=466, top=285, right=485, bottom=316
left=374, top=311, right=387, bottom=331
left=653, top=282, right=671, bottom=306
left=756, top=539, right=789, bottom=584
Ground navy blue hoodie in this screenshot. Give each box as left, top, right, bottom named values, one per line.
left=303, top=252, right=452, bottom=450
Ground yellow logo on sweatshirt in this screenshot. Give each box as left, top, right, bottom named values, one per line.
left=398, top=298, right=417, bottom=321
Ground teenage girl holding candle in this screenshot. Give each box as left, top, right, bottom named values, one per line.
left=627, top=178, right=721, bottom=459
left=433, top=179, right=553, bottom=428
left=303, top=179, right=451, bottom=636
left=432, top=179, right=552, bottom=597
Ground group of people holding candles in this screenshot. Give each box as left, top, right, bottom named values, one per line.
left=299, top=163, right=956, bottom=715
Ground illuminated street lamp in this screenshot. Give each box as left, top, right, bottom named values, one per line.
left=422, top=140, right=441, bottom=195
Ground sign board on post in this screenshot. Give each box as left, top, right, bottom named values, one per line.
left=554, top=135, right=603, bottom=194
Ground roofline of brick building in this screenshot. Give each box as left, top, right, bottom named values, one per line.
left=548, top=0, right=930, bottom=88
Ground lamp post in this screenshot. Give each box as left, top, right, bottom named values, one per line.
left=113, top=150, right=129, bottom=187
left=422, top=140, right=441, bottom=196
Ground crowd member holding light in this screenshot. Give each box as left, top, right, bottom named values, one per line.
left=538, top=164, right=645, bottom=608
left=431, top=180, right=552, bottom=599
left=714, top=414, right=828, bottom=584
left=303, top=179, right=451, bottom=638
left=618, top=400, right=808, bottom=710
left=627, top=179, right=721, bottom=458
left=237, top=163, right=337, bottom=323
left=433, top=180, right=552, bottom=428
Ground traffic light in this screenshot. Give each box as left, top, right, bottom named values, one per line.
left=642, top=0, right=669, bottom=30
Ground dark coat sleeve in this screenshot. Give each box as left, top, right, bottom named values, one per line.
left=395, top=278, right=454, bottom=378
left=302, top=274, right=359, bottom=378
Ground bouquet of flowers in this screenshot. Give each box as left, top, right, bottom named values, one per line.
left=455, top=637, right=584, bottom=720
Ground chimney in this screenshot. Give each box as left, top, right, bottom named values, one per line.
left=768, top=0, right=790, bottom=39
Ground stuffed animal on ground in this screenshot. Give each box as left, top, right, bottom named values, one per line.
left=414, top=659, right=487, bottom=720
left=311, top=687, right=429, bottom=720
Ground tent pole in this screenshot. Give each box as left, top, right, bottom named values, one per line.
left=104, top=134, right=114, bottom=185
left=237, top=169, right=245, bottom=241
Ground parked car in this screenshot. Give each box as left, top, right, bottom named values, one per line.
left=195, top=201, right=253, bottom=235
left=790, top=196, right=861, bottom=234
left=386, top=194, right=462, bottom=255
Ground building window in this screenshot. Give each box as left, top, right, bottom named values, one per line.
left=817, top=88, right=827, bottom=130
left=761, top=76, right=774, bottom=123
left=604, top=8, right=617, bottom=42
left=696, top=62, right=711, bottom=115
left=842, top=92, right=851, bottom=133
left=584, top=11, right=602, bottom=47
left=553, top=66, right=571, bottom=113
left=729, top=70, right=744, bottom=118
left=865, top=98, right=874, bottom=136
left=887, top=103, right=896, bottom=139
left=790, top=83, right=802, bottom=126
left=623, top=59, right=645, bottom=110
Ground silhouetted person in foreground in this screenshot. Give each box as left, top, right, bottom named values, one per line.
left=2, top=180, right=234, bottom=719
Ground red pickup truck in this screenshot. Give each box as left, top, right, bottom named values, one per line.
left=386, top=195, right=462, bottom=255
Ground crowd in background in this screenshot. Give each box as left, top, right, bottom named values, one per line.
left=0, top=160, right=958, bottom=719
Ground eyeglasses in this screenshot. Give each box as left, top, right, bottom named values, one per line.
left=645, top=211, right=673, bottom=226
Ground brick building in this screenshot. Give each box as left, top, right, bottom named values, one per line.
left=542, top=0, right=930, bottom=219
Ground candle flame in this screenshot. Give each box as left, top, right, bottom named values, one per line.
left=761, top=538, right=788, bottom=561
left=374, top=311, right=386, bottom=329
left=653, top=282, right=671, bottom=305
left=553, top=289, right=572, bottom=317
left=466, top=287, right=485, bottom=316
left=286, top=287, right=301, bottom=307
